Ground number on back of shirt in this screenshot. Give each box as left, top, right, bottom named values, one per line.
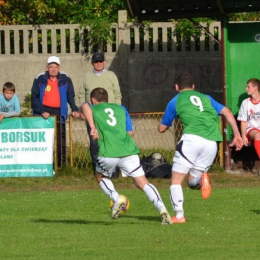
left=190, top=95, right=204, bottom=112
left=104, top=108, right=117, bottom=126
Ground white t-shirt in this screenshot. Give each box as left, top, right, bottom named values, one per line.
left=237, top=97, right=260, bottom=134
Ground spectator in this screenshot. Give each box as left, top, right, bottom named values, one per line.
left=158, top=73, right=243, bottom=224
left=31, top=56, right=80, bottom=167
left=78, top=52, right=122, bottom=105
left=237, top=78, right=260, bottom=157
left=0, top=82, right=20, bottom=123
left=81, top=87, right=172, bottom=224
left=79, top=52, right=122, bottom=176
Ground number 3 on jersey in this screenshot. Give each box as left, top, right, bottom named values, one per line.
left=190, top=95, right=204, bottom=112
left=104, top=108, right=117, bottom=126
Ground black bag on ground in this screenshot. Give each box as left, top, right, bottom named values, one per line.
left=141, top=153, right=172, bottom=178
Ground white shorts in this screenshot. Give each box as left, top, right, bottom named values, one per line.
left=96, top=154, right=145, bottom=178
left=172, top=134, right=217, bottom=176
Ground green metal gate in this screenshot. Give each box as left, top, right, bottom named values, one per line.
left=226, top=22, right=260, bottom=123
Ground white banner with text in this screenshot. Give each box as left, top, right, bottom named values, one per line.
left=0, top=117, right=55, bottom=177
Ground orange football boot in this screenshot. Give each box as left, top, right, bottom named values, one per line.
left=201, top=172, right=211, bottom=199
left=171, top=216, right=186, bottom=224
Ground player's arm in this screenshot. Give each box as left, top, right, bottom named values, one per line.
left=158, top=124, right=169, bottom=133
left=208, top=95, right=243, bottom=150
left=220, top=107, right=243, bottom=150
left=237, top=101, right=248, bottom=146
left=121, top=105, right=134, bottom=136
left=81, top=102, right=99, bottom=140
left=128, top=131, right=134, bottom=137
left=240, top=121, right=249, bottom=146
left=158, top=97, right=177, bottom=133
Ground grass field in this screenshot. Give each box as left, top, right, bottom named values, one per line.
left=0, top=171, right=260, bottom=260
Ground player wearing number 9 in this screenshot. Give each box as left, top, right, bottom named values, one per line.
left=158, top=73, right=243, bottom=224
left=81, top=88, right=172, bottom=224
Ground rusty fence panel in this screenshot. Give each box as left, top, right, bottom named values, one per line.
left=68, top=113, right=223, bottom=170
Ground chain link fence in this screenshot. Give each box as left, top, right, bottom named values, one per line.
left=67, top=113, right=223, bottom=171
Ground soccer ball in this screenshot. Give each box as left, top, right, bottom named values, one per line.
left=109, top=195, right=130, bottom=214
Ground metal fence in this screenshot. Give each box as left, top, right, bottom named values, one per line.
left=67, top=112, right=223, bottom=171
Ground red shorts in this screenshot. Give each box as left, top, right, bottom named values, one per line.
left=246, top=128, right=260, bottom=143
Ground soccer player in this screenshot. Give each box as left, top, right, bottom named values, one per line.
left=81, top=87, right=172, bottom=224
left=158, top=73, right=243, bottom=223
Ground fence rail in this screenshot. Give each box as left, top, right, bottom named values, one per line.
left=0, top=20, right=221, bottom=56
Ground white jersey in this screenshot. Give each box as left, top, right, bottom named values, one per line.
left=237, top=97, right=260, bottom=134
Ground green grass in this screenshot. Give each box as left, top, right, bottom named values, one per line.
left=0, top=173, right=260, bottom=260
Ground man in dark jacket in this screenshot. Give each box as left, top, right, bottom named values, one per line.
left=31, top=56, right=80, bottom=167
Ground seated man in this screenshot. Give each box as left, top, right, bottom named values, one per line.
left=237, top=78, right=260, bottom=158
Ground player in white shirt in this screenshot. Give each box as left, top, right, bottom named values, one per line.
left=237, top=78, right=260, bottom=158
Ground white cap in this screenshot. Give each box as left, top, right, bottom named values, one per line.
left=47, top=56, right=60, bottom=65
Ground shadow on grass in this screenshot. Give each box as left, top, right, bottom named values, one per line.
left=31, top=215, right=160, bottom=225
left=251, top=210, right=260, bottom=215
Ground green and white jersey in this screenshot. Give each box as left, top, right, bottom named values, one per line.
left=92, top=103, right=139, bottom=157
left=161, top=90, right=224, bottom=141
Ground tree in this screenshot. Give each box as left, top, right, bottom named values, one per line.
left=0, top=0, right=126, bottom=51
left=1, top=1, right=260, bottom=52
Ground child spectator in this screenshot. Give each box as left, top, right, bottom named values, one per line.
left=0, top=82, right=20, bottom=122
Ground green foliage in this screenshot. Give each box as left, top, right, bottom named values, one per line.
left=5, top=0, right=125, bottom=25
left=228, top=11, right=260, bottom=21
left=2, top=1, right=260, bottom=56
left=20, top=93, right=32, bottom=116
left=173, top=18, right=208, bottom=38
left=0, top=0, right=126, bottom=52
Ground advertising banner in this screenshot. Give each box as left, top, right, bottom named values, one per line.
left=0, top=117, right=55, bottom=177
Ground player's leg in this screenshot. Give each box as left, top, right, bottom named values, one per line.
left=249, top=129, right=260, bottom=158
left=190, top=138, right=217, bottom=199
left=170, top=164, right=188, bottom=223
left=86, top=123, right=99, bottom=172
left=119, top=155, right=172, bottom=224
left=169, top=134, right=202, bottom=223
left=96, top=157, right=125, bottom=219
left=95, top=172, right=119, bottom=202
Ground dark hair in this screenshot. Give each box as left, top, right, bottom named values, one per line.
left=90, top=88, right=108, bottom=102
left=3, top=82, right=15, bottom=93
left=247, top=78, right=260, bottom=89
left=176, top=73, right=193, bottom=90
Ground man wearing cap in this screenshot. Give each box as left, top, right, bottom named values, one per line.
left=31, top=56, right=80, bottom=167
left=78, top=52, right=122, bottom=105
left=79, top=52, right=122, bottom=177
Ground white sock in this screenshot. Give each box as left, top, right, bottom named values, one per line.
left=143, top=183, right=166, bottom=212
left=170, top=184, right=184, bottom=218
left=99, top=178, right=119, bottom=202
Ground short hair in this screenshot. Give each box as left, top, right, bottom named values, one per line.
left=247, top=78, right=260, bottom=89
left=176, top=73, right=194, bottom=90
left=90, top=88, right=108, bottom=102
left=3, top=82, right=15, bottom=93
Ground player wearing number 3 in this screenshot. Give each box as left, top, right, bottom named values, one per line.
left=81, top=88, right=172, bottom=224
left=158, top=73, right=243, bottom=223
